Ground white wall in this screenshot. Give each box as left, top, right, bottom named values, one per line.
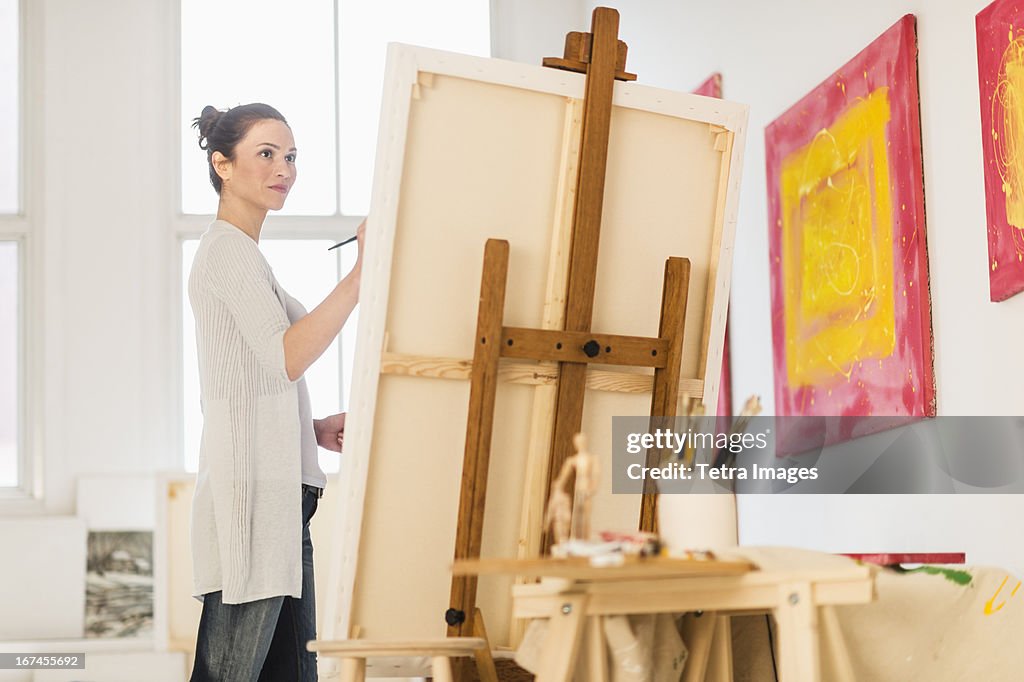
left=33, top=0, right=179, bottom=516
left=567, top=0, right=1024, bottom=573
left=0, top=0, right=178, bottom=650
left=489, top=0, right=1024, bottom=573
left=582, top=0, right=1024, bottom=412
left=491, top=0, right=585, bottom=64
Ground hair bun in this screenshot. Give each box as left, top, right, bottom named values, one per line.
left=192, top=105, right=224, bottom=150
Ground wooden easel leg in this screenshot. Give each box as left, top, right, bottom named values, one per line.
left=820, top=605, right=855, bottom=682
left=449, top=239, right=510, bottom=646
left=706, top=615, right=734, bottom=682
left=339, top=625, right=366, bottom=682
left=640, top=256, right=690, bottom=532
left=339, top=657, right=365, bottom=682
left=431, top=656, right=455, bottom=682
left=680, top=612, right=718, bottom=682
left=536, top=593, right=589, bottom=682
left=472, top=608, right=499, bottom=682
left=583, top=616, right=609, bottom=682
left=774, top=583, right=820, bottom=682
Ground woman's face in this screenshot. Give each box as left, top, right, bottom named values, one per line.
left=216, top=119, right=297, bottom=211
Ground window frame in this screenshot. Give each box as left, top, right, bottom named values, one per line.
left=0, top=0, right=45, bottom=510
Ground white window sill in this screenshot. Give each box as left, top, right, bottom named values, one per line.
left=0, top=638, right=154, bottom=653
left=0, top=490, right=44, bottom=516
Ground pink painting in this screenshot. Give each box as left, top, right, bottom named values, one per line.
left=765, top=15, right=935, bottom=436
left=691, top=73, right=733, bottom=417
left=693, top=72, right=722, bottom=99
left=977, top=0, right=1024, bottom=301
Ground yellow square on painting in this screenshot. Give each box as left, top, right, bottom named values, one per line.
left=780, top=88, right=896, bottom=387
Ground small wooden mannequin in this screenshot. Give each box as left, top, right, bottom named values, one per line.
left=544, top=432, right=600, bottom=545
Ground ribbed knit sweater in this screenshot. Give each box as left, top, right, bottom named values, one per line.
left=188, top=219, right=309, bottom=603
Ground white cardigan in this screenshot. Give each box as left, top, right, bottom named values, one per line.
left=188, top=220, right=304, bottom=604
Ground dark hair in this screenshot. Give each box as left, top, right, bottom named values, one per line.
left=191, top=103, right=289, bottom=195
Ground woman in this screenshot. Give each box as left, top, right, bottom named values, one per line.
left=187, top=102, right=363, bottom=681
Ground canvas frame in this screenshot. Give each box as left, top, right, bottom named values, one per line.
left=322, top=43, right=748, bottom=647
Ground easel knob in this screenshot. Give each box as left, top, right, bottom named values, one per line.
left=444, top=608, right=466, bottom=627
left=582, top=339, right=601, bottom=358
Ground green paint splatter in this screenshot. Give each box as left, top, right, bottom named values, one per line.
left=904, top=566, right=973, bottom=586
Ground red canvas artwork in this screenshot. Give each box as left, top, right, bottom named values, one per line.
left=691, top=73, right=733, bottom=418
left=765, top=15, right=935, bottom=438
left=693, top=72, right=722, bottom=99
left=977, top=0, right=1024, bottom=301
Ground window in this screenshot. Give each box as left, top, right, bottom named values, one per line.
left=179, top=0, right=490, bottom=217
left=179, top=1, right=490, bottom=470
left=0, top=0, right=18, bottom=213
left=1, top=0, right=21, bottom=491
left=336, top=0, right=491, bottom=213
left=180, top=0, right=337, bottom=216
left=0, top=243, right=17, bottom=488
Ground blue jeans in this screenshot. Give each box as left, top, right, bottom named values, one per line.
left=190, top=486, right=320, bottom=681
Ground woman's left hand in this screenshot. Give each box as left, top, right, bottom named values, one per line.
left=314, top=412, right=347, bottom=452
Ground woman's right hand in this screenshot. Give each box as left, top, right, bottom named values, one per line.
left=354, top=219, right=366, bottom=268
left=351, top=219, right=366, bottom=294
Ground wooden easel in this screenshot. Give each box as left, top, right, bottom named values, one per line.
left=444, top=6, right=694, bottom=667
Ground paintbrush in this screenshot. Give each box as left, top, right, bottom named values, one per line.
left=712, top=395, right=763, bottom=469
left=682, top=401, right=706, bottom=469
left=327, top=234, right=358, bottom=251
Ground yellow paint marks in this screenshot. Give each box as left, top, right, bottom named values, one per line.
left=780, top=88, right=897, bottom=387
left=993, top=30, right=1024, bottom=232
left=986, top=576, right=1011, bottom=615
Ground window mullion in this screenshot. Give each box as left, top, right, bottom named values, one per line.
left=0, top=216, right=29, bottom=238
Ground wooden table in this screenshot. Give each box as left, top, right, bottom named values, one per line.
left=453, top=549, right=875, bottom=681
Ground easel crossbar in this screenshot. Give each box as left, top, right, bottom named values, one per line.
left=500, top=327, right=669, bottom=368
